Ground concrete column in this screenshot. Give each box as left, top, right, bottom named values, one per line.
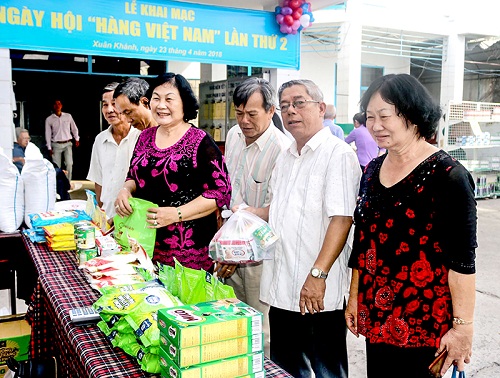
left=200, top=63, right=227, bottom=83
left=336, top=0, right=362, bottom=123
left=440, top=34, right=465, bottom=105
left=268, top=68, right=301, bottom=100
left=438, top=34, right=465, bottom=148
left=167, top=61, right=201, bottom=80
left=0, top=48, right=15, bottom=159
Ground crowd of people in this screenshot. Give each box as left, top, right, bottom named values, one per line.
left=11, top=73, right=477, bottom=378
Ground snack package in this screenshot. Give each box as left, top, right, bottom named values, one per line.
left=209, top=209, right=278, bottom=263
left=113, top=197, right=158, bottom=258
left=29, top=210, right=91, bottom=228
left=85, top=190, right=111, bottom=233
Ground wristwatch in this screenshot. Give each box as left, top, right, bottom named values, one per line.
left=310, top=267, right=328, bottom=279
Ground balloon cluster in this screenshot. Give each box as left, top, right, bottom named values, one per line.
left=275, top=0, right=314, bottom=35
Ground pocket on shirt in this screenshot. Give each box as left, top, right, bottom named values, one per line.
left=246, top=178, right=269, bottom=205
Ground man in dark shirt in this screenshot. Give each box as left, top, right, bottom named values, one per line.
left=12, top=128, right=30, bottom=172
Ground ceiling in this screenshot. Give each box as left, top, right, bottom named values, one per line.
left=183, top=0, right=344, bottom=11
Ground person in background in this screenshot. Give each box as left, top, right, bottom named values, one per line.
left=345, top=112, right=385, bottom=171
left=114, top=72, right=231, bottom=271
left=45, top=99, right=80, bottom=180
left=12, top=128, right=30, bottom=172
left=251, top=79, right=361, bottom=377
left=323, top=104, right=345, bottom=140
left=87, top=82, right=141, bottom=220
left=216, top=77, right=291, bottom=357
left=114, top=77, right=158, bottom=131
left=345, top=74, right=477, bottom=378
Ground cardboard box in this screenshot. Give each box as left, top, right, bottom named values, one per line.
left=157, top=299, right=262, bottom=349
left=0, top=314, right=31, bottom=364
left=159, top=347, right=264, bottom=378
left=159, top=332, right=263, bottom=367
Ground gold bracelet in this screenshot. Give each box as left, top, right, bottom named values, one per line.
left=453, top=317, right=473, bottom=325
left=176, top=207, right=182, bottom=222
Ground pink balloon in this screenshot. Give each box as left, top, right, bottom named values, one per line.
left=280, top=24, right=289, bottom=33
left=276, top=14, right=284, bottom=24
left=292, top=20, right=301, bottom=30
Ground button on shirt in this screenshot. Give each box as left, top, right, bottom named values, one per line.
left=87, top=126, right=141, bottom=218
left=45, top=112, right=80, bottom=150
left=225, top=124, right=291, bottom=208
left=260, top=127, right=361, bottom=312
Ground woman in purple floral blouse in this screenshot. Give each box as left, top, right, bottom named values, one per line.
left=345, top=74, right=477, bottom=378
left=115, top=73, right=231, bottom=271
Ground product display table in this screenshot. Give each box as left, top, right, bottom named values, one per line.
left=23, top=237, right=292, bottom=378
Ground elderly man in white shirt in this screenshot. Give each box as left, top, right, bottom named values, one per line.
left=87, top=82, right=141, bottom=221
left=216, top=77, right=290, bottom=358
left=250, top=79, right=361, bottom=377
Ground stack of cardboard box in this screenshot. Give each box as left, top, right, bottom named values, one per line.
left=157, top=299, right=265, bottom=378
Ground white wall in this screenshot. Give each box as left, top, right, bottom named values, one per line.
left=300, top=52, right=337, bottom=104
left=0, top=49, right=14, bottom=159
left=362, top=54, right=410, bottom=75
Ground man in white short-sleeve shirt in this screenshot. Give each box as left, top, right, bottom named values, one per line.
left=87, top=82, right=141, bottom=220
left=255, top=79, right=361, bottom=378
left=216, top=78, right=290, bottom=358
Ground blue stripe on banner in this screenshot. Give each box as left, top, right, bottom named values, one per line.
left=0, top=1, right=300, bottom=69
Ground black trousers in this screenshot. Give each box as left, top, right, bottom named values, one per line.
left=269, top=306, right=348, bottom=378
left=366, top=340, right=437, bottom=378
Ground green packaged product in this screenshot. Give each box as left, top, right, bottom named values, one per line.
left=157, top=299, right=263, bottom=349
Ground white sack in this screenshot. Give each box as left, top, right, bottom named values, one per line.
left=0, top=151, right=24, bottom=232
left=22, top=158, right=56, bottom=228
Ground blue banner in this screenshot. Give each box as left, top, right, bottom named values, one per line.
left=0, top=0, right=300, bottom=69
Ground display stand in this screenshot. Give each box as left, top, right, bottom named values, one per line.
left=439, top=101, right=500, bottom=198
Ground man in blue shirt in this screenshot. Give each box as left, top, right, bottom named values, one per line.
left=12, top=128, right=30, bottom=172
left=323, top=104, right=345, bottom=140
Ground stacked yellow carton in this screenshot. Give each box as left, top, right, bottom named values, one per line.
left=157, top=299, right=265, bottom=378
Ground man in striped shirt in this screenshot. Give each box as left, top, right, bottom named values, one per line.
left=215, top=77, right=290, bottom=357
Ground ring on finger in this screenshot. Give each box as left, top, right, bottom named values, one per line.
left=154, top=220, right=158, bottom=227
left=153, top=214, right=156, bottom=220
left=115, top=205, right=120, bottom=209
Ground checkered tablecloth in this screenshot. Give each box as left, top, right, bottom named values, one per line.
left=21, top=233, right=78, bottom=275
left=24, top=238, right=292, bottom=378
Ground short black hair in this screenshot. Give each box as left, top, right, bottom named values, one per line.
left=359, top=74, right=442, bottom=140
left=147, top=73, right=199, bottom=122
left=233, top=77, right=276, bottom=112
left=353, top=112, right=366, bottom=125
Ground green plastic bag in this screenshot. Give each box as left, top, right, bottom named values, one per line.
left=114, top=197, right=158, bottom=258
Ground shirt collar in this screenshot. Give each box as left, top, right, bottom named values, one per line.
left=237, top=121, right=274, bottom=151
left=288, top=127, right=330, bottom=156
left=102, top=125, right=135, bottom=144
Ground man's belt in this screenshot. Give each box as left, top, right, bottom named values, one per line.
left=53, top=139, right=72, bottom=144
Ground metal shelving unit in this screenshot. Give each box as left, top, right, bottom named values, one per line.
left=439, top=101, right=500, bottom=198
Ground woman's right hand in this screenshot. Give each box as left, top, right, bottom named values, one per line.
left=345, top=294, right=359, bottom=337
left=114, top=187, right=133, bottom=217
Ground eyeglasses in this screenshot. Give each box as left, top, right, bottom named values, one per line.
left=278, top=99, right=319, bottom=112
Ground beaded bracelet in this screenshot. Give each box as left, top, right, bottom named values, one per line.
left=176, top=207, right=182, bottom=222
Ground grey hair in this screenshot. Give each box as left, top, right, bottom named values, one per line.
left=15, top=127, right=29, bottom=140
left=113, top=77, right=149, bottom=105
left=324, top=104, right=336, bottom=119
left=103, top=82, right=120, bottom=94
left=278, top=79, right=324, bottom=103
left=233, top=77, right=276, bottom=112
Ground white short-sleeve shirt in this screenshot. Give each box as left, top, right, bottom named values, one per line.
left=87, top=126, right=140, bottom=218
left=260, top=127, right=361, bottom=312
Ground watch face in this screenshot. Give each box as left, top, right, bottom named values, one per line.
left=311, top=268, right=320, bottom=277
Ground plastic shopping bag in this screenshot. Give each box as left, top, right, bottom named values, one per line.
left=209, top=209, right=278, bottom=263
left=114, top=197, right=158, bottom=259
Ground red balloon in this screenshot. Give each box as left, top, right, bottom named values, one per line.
left=290, top=0, right=301, bottom=9
left=292, top=10, right=302, bottom=20
left=284, top=15, right=294, bottom=26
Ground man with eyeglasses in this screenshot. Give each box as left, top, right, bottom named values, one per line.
left=215, top=77, right=291, bottom=358
left=253, top=79, right=361, bottom=377
left=13, top=128, right=30, bottom=173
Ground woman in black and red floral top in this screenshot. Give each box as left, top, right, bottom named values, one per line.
left=345, top=74, right=477, bottom=378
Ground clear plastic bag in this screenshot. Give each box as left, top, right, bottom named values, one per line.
left=209, top=209, right=278, bottom=263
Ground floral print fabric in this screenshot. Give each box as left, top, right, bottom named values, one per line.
left=127, top=126, right=230, bottom=271
left=349, top=150, right=477, bottom=348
